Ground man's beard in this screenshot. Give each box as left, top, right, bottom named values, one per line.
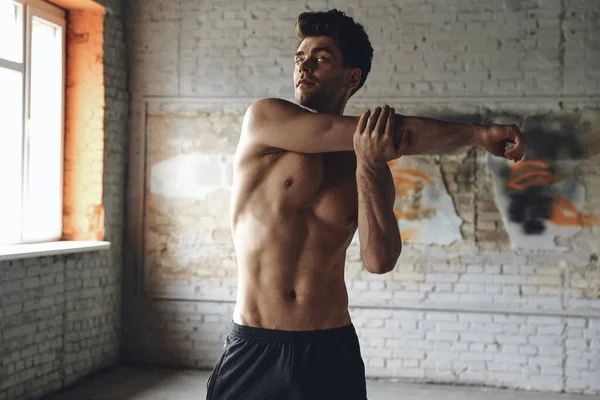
left=295, top=87, right=331, bottom=112
left=296, top=90, right=319, bottom=109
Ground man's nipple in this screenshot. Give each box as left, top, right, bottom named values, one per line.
left=284, top=178, right=293, bottom=188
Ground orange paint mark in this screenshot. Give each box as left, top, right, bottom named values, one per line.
left=394, top=169, right=435, bottom=185
left=392, top=176, right=420, bottom=196
left=390, top=167, right=438, bottom=220
left=394, top=208, right=436, bottom=221
left=511, top=160, right=552, bottom=171
left=506, top=161, right=568, bottom=191
left=400, top=227, right=420, bottom=242
left=394, top=209, right=408, bottom=219
left=548, top=195, right=599, bottom=227
left=391, top=168, right=435, bottom=197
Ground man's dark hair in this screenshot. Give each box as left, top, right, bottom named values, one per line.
left=295, top=9, right=373, bottom=98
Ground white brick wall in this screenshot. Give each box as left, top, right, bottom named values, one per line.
left=130, top=0, right=600, bottom=98
left=142, top=302, right=597, bottom=395
left=124, top=260, right=600, bottom=393
left=125, top=0, right=600, bottom=395
left=0, top=2, right=128, bottom=399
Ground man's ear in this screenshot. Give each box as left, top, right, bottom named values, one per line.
left=347, top=68, right=362, bottom=91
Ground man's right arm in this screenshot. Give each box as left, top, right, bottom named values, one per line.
left=241, top=98, right=359, bottom=154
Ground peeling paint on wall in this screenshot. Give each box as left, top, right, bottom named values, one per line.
left=488, top=111, right=600, bottom=251
left=140, top=105, right=600, bottom=297
left=151, top=153, right=234, bottom=200
left=388, top=156, right=463, bottom=246
left=489, top=158, right=593, bottom=250
left=143, top=109, right=240, bottom=291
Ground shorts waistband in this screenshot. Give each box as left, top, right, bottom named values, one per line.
left=229, top=322, right=357, bottom=344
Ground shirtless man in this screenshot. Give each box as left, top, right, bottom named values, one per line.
left=205, top=9, right=527, bottom=400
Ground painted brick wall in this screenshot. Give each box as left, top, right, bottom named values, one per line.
left=0, top=1, right=128, bottom=399
left=124, top=0, right=600, bottom=395
left=129, top=0, right=600, bottom=98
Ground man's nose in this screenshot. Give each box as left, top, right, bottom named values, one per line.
left=298, top=59, right=313, bottom=73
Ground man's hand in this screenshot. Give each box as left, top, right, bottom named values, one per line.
left=480, top=124, right=528, bottom=162
left=354, top=105, right=408, bottom=166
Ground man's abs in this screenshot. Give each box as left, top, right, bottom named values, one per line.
left=232, top=261, right=352, bottom=330
left=230, top=150, right=359, bottom=331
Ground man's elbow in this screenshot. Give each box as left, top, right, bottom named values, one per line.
left=365, top=262, right=395, bottom=274
left=362, top=249, right=401, bottom=274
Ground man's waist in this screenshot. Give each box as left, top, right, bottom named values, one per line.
left=233, top=294, right=351, bottom=330
left=228, top=320, right=357, bottom=344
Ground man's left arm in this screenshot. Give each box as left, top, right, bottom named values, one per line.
left=354, top=106, right=405, bottom=274
left=356, top=162, right=401, bottom=274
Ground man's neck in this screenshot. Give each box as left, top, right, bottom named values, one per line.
left=308, top=100, right=347, bottom=115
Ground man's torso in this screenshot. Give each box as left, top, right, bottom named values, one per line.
left=230, top=145, right=359, bottom=330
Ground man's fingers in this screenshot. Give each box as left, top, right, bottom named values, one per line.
left=374, top=105, right=390, bottom=136
left=384, top=107, right=395, bottom=138
left=505, top=127, right=527, bottom=161
left=510, top=141, right=526, bottom=161
left=357, top=110, right=370, bottom=134
left=366, top=106, right=382, bottom=133
left=510, top=148, right=526, bottom=162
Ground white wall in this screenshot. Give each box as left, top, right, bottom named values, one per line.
left=125, top=0, right=600, bottom=394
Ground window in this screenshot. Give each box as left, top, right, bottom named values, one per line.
left=0, top=0, right=66, bottom=245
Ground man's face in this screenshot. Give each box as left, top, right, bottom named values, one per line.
left=293, top=36, right=349, bottom=111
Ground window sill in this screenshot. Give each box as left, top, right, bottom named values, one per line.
left=0, top=241, right=111, bottom=261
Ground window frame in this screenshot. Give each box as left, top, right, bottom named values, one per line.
left=0, top=0, right=66, bottom=245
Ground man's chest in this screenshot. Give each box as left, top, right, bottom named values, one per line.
left=267, top=151, right=359, bottom=226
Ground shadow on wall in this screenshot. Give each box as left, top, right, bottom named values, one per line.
left=486, top=111, right=600, bottom=249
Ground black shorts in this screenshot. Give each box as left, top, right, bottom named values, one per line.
left=206, top=322, right=368, bottom=400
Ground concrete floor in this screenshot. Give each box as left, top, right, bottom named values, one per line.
left=44, top=366, right=599, bottom=400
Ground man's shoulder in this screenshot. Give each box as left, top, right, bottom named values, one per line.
left=246, top=97, right=297, bottom=117
left=238, top=98, right=291, bottom=158
left=243, top=98, right=303, bottom=137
